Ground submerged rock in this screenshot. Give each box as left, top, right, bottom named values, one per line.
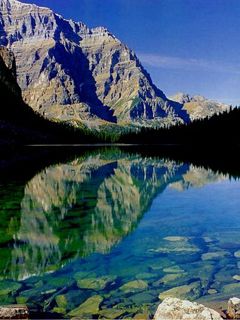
left=55, top=294, right=68, bottom=309
left=163, top=265, right=185, bottom=274
left=222, top=282, right=240, bottom=294
left=98, top=308, right=125, bottom=319
left=0, top=281, right=21, bottom=296
left=120, top=280, right=148, bottom=292
left=154, top=297, right=222, bottom=320
left=201, top=251, right=229, bottom=261
left=163, top=236, right=189, bottom=242
left=153, top=273, right=187, bottom=286
left=159, top=281, right=202, bottom=301
left=76, top=276, right=114, bottom=290
left=207, top=289, right=217, bottom=295
left=234, top=251, right=240, bottom=258
left=68, top=295, right=103, bottom=317
left=134, top=312, right=149, bottom=319
left=233, top=275, right=240, bottom=281
left=227, top=297, right=240, bottom=319
left=151, top=238, right=200, bottom=255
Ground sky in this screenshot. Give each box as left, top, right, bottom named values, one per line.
left=22, top=0, right=240, bottom=105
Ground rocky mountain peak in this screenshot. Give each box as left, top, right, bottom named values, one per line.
left=170, top=92, right=230, bottom=121
left=170, top=92, right=191, bottom=104
left=0, top=0, right=228, bottom=129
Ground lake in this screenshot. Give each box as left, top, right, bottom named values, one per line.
left=1, top=147, right=240, bottom=319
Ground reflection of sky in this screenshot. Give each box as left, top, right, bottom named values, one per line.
left=22, top=0, right=240, bottom=105
left=138, top=179, right=240, bottom=235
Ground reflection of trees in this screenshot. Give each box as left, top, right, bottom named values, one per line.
left=0, top=153, right=227, bottom=280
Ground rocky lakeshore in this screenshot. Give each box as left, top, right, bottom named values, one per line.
left=1, top=297, right=240, bottom=319
left=154, top=297, right=240, bottom=320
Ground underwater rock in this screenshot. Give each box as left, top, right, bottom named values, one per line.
left=68, top=295, right=103, bottom=317
left=234, top=251, right=240, bottom=258
left=129, top=291, right=155, bottom=305
left=207, top=289, right=217, bottom=295
left=47, top=276, right=74, bottom=288
left=52, top=307, right=66, bottom=315
left=223, top=283, right=240, bottom=295
left=150, top=258, right=174, bottom=271
left=153, top=273, right=187, bottom=287
left=0, top=305, right=29, bottom=319
left=98, top=308, right=125, bottom=319
left=16, top=297, right=28, bottom=305
left=55, top=294, right=68, bottom=309
left=163, top=236, right=189, bottom=242
left=120, top=280, right=148, bottom=292
left=76, top=276, right=114, bottom=290
left=154, top=297, right=222, bottom=320
left=134, top=312, right=149, bottom=319
left=214, top=267, right=237, bottom=286
left=151, top=237, right=200, bottom=255
left=227, top=297, right=240, bottom=319
left=163, top=265, right=185, bottom=274
left=73, top=271, right=97, bottom=280
left=201, top=251, right=229, bottom=261
left=187, top=262, right=215, bottom=290
left=203, top=237, right=215, bottom=243
left=159, top=281, right=202, bottom=301
left=136, top=272, right=155, bottom=280
left=0, top=281, right=21, bottom=296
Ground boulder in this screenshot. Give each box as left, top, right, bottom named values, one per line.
left=0, top=305, right=29, bottom=319
left=154, top=297, right=222, bottom=320
left=227, top=297, right=240, bottom=319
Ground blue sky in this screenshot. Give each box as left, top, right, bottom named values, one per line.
left=22, top=0, right=240, bottom=105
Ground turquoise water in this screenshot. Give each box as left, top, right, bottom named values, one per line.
left=1, top=149, right=240, bottom=318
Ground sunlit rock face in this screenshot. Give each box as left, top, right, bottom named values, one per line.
left=0, top=0, right=190, bottom=127
left=170, top=93, right=230, bottom=121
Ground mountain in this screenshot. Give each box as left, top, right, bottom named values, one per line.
left=0, top=45, right=103, bottom=144
left=0, top=0, right=192, bottom=129
left=170, top=93, right=230, bottom=121
left=0, top=0, right=230, bottom=130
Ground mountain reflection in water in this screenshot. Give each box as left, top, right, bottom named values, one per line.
left=1, top=152, right=226, bottom=281
left=1, top=149, right=238, bottom=319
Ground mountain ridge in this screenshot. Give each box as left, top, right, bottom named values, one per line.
left=170, top=92, right=230, bottom=120
left=0, top=0, right=190, bottom=128
left=0, top=0, right=229, bottom=130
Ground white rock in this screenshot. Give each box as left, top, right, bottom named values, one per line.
left=227, top=297, right=240, bottom=319
left=154, top=297, right=222, bottom=320
left=0, top=305, right=29, bottom=319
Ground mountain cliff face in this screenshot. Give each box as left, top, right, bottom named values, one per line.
left=0, top=0, right=229, bottom=129
left=0, top=0, right=190, bottom=128
left=170, top=93, right=230, bottom=121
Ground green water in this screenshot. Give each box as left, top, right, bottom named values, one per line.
left=1, top=148, right=240, bottom=318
